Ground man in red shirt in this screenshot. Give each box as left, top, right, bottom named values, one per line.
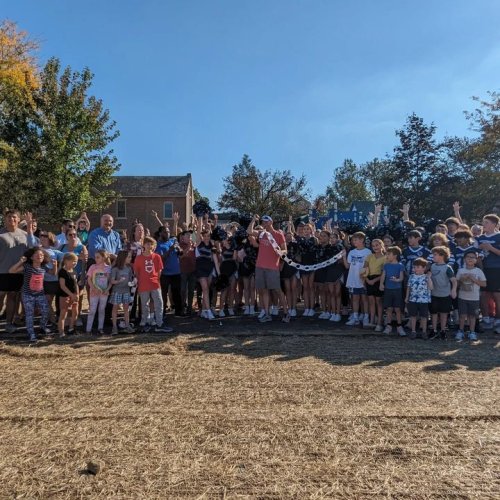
left=249, top=215, right=290, bottom=323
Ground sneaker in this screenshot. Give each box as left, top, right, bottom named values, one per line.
left=42, top=327, right=53, bottom=335
left=362, top=314, right=370, bottom=326
left=206, top=310, right=216, bottom=320
left=118, top=320, right=126, bottom=329
left=307, top=309, right=316, bottom=317
left=455, top=330, right=465, bottom=342
left=383, top=325, right=392, bottom=334
left=75, top=317, right=83, bottom=327
left=318, top=312, right=329, bottom=319
left=302, top=308, right=310, bottom=317
left=259, top=314, right=272, bottom=323
left=249, top=306, right=255, bottom=315
left=397, top=326, right=406, bottom=337
left=154, top=325, right=174, bottom=333
left=98, top=329, right=105, bottom=336
left=289, top=309, right=297, bottom=317
left=125, top=325, right=136, bottom=333
left=270, top=306, right=279, bottom=316
left=5, top=323, right=17, bottom=334
left=219, top=310, right=226, bottom=318
left=258, top=309, right=267, bottom=319
left=409, top=331, right=417, bottom=339
left=28, top=333, right=38, bottom=342
left=243, top=306, right=251, bottom=316
left=228, top=308, right=235, bottom=316
left=374, top=324, right=383, bottom=332
left=468, top=331, right=478, bottom=341
left=346, top=316, right=359, bottom=326
left=428, top=330, right=439, bottom=340
left=111, top=327, right=119, bottom=336
left=440, top=330, right=448, bottom=340
left=495, top=322, right=500, bottom=334
left=282, top=313, right=291, bottom=323
left=481, top=317, right=493, bottom=329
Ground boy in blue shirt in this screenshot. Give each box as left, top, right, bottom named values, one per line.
left=380, top=246, right=405, bottom=336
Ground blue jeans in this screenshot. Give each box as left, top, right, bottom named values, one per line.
left=22, top=293, right=49, bottom=335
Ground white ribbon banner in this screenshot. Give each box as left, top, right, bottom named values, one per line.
left=259, top=231, right=343, bottom=271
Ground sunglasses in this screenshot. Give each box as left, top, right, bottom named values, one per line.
left=67, top=233, right=77, bottom=237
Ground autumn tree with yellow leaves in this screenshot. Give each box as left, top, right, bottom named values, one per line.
left=0, top=21, right=119, bottom=222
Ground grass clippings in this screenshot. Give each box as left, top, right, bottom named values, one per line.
left=0, top=321, right=499, bottom=499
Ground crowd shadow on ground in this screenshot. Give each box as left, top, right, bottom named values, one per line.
left=1, top=313, right=499, bottom=373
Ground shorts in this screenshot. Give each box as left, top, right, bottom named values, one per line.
left=109, top=292, right=132, bottom=305
left=313, top=267, right=328, bottom=284
left=349, top=287, right=366, bottom=296
left=43, top=281, right=60, bottom=295
left=457, top=298, right=480, bottom=317
left=238, top=263, right=255, bottom=278
left=255, top=267, right=281, bottom=290
left=365, top=275, right=383, bottom=297
left=220, top=260, right=238, bottom=278
left=0, top=273, right=23, bottom=292
left=407, top=301, right=429, bottom=318
left=430, top=295, right=452, bottom=314
left=196, top=260, right=214, bottom=279
left=483, top=268, right=500, bottom=292
left=59, top=295, right=78, bottom=307
left=300, top=269, right=315, bottom=277
left=281, top=262, right=297, bottom=280
left=326, top=264, right=344, bottom=284
left=383, top=288, right=403, bottom=309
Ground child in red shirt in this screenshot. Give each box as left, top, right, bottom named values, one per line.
left=133, top=237, right=173, bottom=333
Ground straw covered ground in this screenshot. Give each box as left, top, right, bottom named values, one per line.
left=0, top=318, right=499, bottom=499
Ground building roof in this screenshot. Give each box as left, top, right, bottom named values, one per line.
left=111, top=175, right=192, bottom=197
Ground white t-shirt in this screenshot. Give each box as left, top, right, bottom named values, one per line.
left=346, top=247, right=372, bottom=289
left=456, top=267, right=486, bottom=301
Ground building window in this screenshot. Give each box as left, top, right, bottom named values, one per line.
left=163, top=202, right=173, bottom=219
left=116, top=199, right=126, bottom=219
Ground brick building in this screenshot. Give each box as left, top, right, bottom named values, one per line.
left=88, top=174, right=194, bottom=231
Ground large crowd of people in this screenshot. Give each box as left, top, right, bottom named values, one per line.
left=0, top=203, right=498, bottom=344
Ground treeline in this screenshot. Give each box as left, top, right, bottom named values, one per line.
left=313, top=108, right=500, bottom=222
left=219, top=103, right=500, bottom=224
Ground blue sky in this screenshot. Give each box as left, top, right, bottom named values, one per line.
left=4, top=0, right=500, bottom=205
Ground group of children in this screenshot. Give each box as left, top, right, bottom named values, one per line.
left=10, top=234, right=175, bottom=341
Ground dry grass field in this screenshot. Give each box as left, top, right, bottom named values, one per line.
left=0, top=317, right=499, bottom=499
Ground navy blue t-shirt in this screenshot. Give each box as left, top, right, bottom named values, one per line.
left=383, top=262, right=405, bottom=289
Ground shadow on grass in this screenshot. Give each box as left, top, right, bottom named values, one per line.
left=1, top=314, right=499, bottom=372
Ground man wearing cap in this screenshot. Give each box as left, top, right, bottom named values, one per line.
left=248, top=214, right=289, bottom=323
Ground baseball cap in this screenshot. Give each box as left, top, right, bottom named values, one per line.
left=261, top=215, right=273, bottom=222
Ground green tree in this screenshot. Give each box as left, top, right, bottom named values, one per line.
left=193, top=187, right=210, bottom=207
left=218, top=154, right=309, bottom=220
left=389, top=113, right=440, bottom=219
left=322, top=159, right=372, bottom=210
left=0, top=57, right=120, bottom=222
